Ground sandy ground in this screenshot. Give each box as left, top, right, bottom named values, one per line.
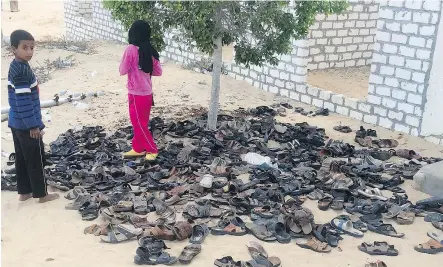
left=307, top=66, right=370, bottom=100
left=2, top=2, right=443, bottom=267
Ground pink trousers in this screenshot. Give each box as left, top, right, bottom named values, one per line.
left=128, top=94, right=158, bottom=153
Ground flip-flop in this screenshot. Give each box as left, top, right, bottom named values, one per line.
left=246, top=241, right=268, bottom=258
left=331, top=217, right=363, bottom=238
left=178, top=244, right=202, bottom=264
left=65, top=186, right=88, bottom=200
left=397, top=210, right=415, bottom=225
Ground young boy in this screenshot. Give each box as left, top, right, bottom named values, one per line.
left=7, top=30, right=59, bottom=203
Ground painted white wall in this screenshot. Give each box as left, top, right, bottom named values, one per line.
left=421, top=6, right=443, bottom=137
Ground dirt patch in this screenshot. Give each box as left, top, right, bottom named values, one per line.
left=307, top=66, right=370, bottom=100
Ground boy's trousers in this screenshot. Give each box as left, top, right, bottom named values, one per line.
left=11, top=129, right=47, bottom=198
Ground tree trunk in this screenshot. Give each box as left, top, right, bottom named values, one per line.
left=207, top=35, right=223, bottom=131
left=10, top=0, right=19, bottom=12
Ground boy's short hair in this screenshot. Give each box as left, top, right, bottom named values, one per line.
left=10, top=30, right=34, bottom=48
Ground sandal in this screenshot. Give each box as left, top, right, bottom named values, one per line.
left=397, top=210, right=415, bottom=225
left=214, top=256, right=242, bottom=267
left=65, top=186, right=88, bottom=200
left=172, top=221, right=193, bottom=241
left=414, top=239, right=443, bottom=254
left=273, top=222, right=291, bottom=244
left=79, top=201, right=99, bottom=221
left=427, top=231, right=443, bottom=245
left=246, top=241, right=268, bottom=258
left=144, top=225, right=175, bottom=241
left=373, top=139, right=399, bottom=148
left=245, top=223, right=276, bottom=242
left=318, top=196, right=333, bottom=211
left=358, top=188, right=388, bottom=201
left=333, top=125, right=352, bottom=133
left=133, top=196, right=148, bottom=215
left=101, top=224, right=143, bottom=243
left=184, top=203, right=222, bottom=219
left=358, top=241, right=398, bottom=256
left=178, top=244, right=202, bottom=264
left=134, top=251, right=178, bottom=265
left=113, top=200, right=133, bottom=212
left=331, top=217, right=363, bottom=238
left=368, top=223, right=404, bottom=238
left=365, top=261, right=387, bottom=267
left=296, top=237, right=331, bottom=253
left=189, top=224, right=210, bottom=244
left=211, top=217, right=247, bottom=236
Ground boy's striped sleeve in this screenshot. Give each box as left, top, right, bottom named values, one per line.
left=9, top=72, right=39, bottom=130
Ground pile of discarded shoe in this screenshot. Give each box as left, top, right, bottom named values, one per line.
left=2, top=104, right=443, bottom=264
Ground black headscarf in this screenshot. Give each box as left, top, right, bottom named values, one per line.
left=128, top=20, right=160, bottom=74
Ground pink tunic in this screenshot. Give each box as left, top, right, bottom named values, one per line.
left=119, top=44, right=162, bottom=96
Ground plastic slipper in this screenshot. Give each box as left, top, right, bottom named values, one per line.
left=427, top=231, right=443, bottom=245
left=416, top=196, right=443, bottom=207
left=296, top=237, right=331, bottom=253
left=178, top=244, right=202, bottom=264
left=101, top=224, right=142, bottom=243
left=189, top=224, right=210, bottom=244
left=134, top=251, right=178, bottom=265
left=368, top=223, right=404, bottom=238
left=307, top=189, right=325, bottom=200
left=331, top=217, right=363, bottom=238
left=330, top=197, right=344, bottom=210
left=414, top=239, right=443, bottom=254
left=273, top=222, right=291, bottom=244
left=358, top=241, right=398, bottom=256
left=396, top=149, right=420, bottom=160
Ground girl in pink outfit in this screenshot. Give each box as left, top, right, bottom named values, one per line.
left=120, top=20, right=162, bottom=160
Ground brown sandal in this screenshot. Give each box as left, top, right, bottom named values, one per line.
left=297, top=237, right=331, bottom=253
left=144, top=225, right=175, bottom=241
left=414, top=239, right=443, bottom=254
left=172, top=221, right=193, bottom=241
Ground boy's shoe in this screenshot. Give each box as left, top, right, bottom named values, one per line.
left=145, top=153, right=158, bottom=161
left=123, top=149, right=146, bottom=159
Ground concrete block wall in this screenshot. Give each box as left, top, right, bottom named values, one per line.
left=307, top=0, right=379, bottom=70
left=63, top=0, right=443, bottom=145
left=64, top=0, right=126, bottom=42
left=367, top=0, right=441, bottom=137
